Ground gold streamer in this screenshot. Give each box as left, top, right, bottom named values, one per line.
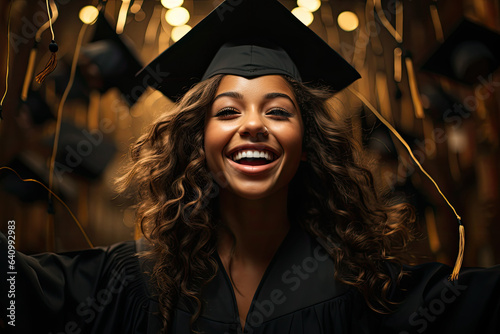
left=35, top=0, right=59, bottom=83
left=0, top=167, right=93, bottom=248
left=48, top=24, right=88, bottom=193
left=0, top=2, right=12, bottom=119
left=21, top=0, right=59, bottom=100
left=348, top=87, right=464, bottom=280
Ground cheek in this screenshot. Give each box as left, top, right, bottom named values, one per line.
left=204, top=122, right=230, bottom=169
left=274, top=124, right=304, bottom=158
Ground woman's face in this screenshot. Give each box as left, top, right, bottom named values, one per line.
left=204, top=75, right=305, bottom=200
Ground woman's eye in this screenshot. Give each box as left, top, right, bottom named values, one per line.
left=267, top=108, right=293, bottom=118
left=215, top=108, right=239, bottom=118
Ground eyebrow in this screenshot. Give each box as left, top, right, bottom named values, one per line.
left=213, top=91, right=297, bottom=108
left=213, top=91, right=244, bottom=101
left=264, top=92, right=297, bottom=107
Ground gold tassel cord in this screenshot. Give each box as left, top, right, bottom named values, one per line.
left=450, top=223, right=465, bottom=281
left=0, top=167, right=94, bottom=248
left=22, top=0, right=59, bottom=99
left=43, top=23, right=88, bottom=250
left=48, top=23, right=88, bottom=194
left=35, top=0, right=59, bottom=83
left=0, top=2, right=12, bottom=119
left=348, top=87, right=465, bottom=280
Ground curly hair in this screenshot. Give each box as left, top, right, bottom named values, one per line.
left=117, top=74, right=415, bottom=332
left=285, top=78, right=415, bottom=312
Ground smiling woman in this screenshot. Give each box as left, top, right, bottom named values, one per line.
left=2, top=0, right=500, bottom=333
left=205, top=75, right=304, bottom=200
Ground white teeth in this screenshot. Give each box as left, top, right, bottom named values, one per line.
left=231, top=150, right=275, bottom=162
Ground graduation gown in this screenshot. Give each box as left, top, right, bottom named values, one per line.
left=1, top=225, right=500, bottom=334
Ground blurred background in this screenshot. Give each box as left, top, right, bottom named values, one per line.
left=0, top=0, right=499, bottom=269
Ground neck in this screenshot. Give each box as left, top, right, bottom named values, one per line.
left=217, top=188, right=290, bottom=265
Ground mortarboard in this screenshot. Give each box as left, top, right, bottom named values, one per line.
left=136, top=0, right=360, bottom=102
left=18, top=90, right=55, bottom=126
left=0, top=152, right=76, bottom=202
left=419, top=84, right=467, bottom=122
left=420, top=19, right=500, bottom=86
left=51, top=60, right=92, bottom=102
left=79, top=13, right=144, bottom=106
left=44, top=121, right=117, bottom=180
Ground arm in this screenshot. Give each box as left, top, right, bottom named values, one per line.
left=1, top=232, right=151, bottom=334
left=380, top=262, right=500, bottom=333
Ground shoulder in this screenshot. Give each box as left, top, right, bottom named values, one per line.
left=380, top=261, right=500, bottom=333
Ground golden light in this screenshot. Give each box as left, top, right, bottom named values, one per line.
left=171, top=25, right=192, bottom=42
left=165, top=7, right=190, bottom=26
left=130, top=3, right=142, bottom=14
left=79, top=6, right=99, bottom=25
left=337, top=11, right=359, bottom=32
left=116, top=0, right=131, bottom=34
left=161, top=0, right=184, bottom=9
left=297, top=0, right=321, bottom=12
left=292, top=7, right=314, bottom=26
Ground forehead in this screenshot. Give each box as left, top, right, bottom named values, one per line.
left=215, top=75, right=296, bottom=98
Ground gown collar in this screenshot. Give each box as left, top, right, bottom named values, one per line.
left=184, top=223, right=351, bottom=330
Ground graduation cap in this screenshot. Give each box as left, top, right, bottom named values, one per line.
left=79, top=13, right=144, bottom=105
left=136, top=0, right=360, bottom=102
left=18, top=90, right=55, bottom=126
left=419, top=84, right=468, bottom=122
left=365, top=123, right=420, bottom=161
left=0, top=151, right=76, bottom=202
left=366, top=127, right=400, bottom=160
left=44, top=121, right=117, bottom=180
left=421, top=19, right=500, bottom=85
left=51, top=60, right=91, bottom=102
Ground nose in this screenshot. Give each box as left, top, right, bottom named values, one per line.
left=239, top=111, right=269, bottom=139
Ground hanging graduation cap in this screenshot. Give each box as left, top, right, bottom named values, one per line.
left=50, top=60, right=91, bottom=102
left=18, top=90, right=55, bottom=126
left=419, top=84, right=467, bottom=122
left=44, top=121, right=117, bottom=180
left=366, top=127, right=419, bottom=161
left=0, top=151, right=76, bottom=202
left=79, top=13, right=144, bottom=106
left=421, top=19, right=500, bottom=85
left=136, top=0, right=360, bottom=102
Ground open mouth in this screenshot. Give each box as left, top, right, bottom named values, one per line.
left=229, top=150, right=278, bottom=166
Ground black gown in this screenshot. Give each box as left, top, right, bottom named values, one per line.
left=1, top=224, right=500, bottom=334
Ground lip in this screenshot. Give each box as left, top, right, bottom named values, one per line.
left=226, top=155, right=280, bottom=175
left=225, top=144, right=281, bottom=175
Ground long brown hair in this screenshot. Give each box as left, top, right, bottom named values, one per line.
left=117, top=74, right=415, bottom=332
left=285, top=77, right=415, bottom=312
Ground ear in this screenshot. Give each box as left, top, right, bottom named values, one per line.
left=301, top=150, right=307, bottom=161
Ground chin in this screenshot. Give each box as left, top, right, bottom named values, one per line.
left=223, top=182, right=287, bottom=201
